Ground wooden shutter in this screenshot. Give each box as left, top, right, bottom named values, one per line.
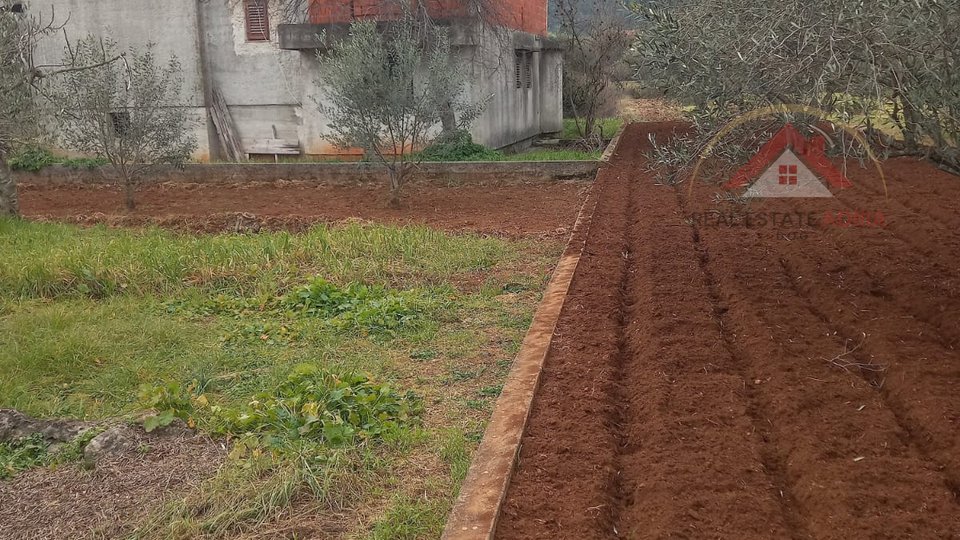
left=245, top=0, right=270, bottom=42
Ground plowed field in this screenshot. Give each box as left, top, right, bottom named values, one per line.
left=497, top=123, right=960, bottom=539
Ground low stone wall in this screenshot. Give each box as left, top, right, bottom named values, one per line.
left=15, top=160, right=599, bottom=186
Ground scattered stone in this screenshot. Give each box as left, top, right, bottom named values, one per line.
left=232, top=212, right=262, bottom=233
left=82, top=425, right=138, bottom=467
left=0, top=409, right=92, bottom=444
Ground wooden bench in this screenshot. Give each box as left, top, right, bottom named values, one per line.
left=246, top=139, right=301, bottom=162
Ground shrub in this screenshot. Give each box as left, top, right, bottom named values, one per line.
left=7, top=147, right=58, bottom=172
left=417, top=130, right=503, bottom=162
left=137, top=381, right=205, bottom=432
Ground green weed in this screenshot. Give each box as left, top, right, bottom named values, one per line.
left=562, top=117, right=624, bottom=140
left=0, top=220, right=512, bottom=299
left=0, top=434, right=49, bottom=479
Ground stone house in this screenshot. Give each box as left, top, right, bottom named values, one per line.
left=30, top=0, right=564, bottom=161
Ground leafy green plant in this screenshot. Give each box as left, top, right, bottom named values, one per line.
left=7, top=147, right=58, bottom=172
left=0, top=433, right=49, bottom=479
left=417, top=130, right=503, bottom=162
left=217, top=364, right=423, bottom=448
left=281, top=277, right=421, bottom=334
left=137, top=381, right=206, bottom=432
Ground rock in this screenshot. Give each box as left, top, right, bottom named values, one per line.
left=232, top=212, right=262, bottom=233
left=82, top=425, right=139, bottom=467
left=0, top=409, right=92, bottom=443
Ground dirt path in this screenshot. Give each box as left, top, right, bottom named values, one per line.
left=497, top=124, right=960, bottom=539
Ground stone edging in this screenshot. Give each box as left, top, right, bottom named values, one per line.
left=439, top=180, right=600, bottom=540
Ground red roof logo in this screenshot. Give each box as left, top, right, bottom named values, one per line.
left=725, top=124, right=852, bottom=198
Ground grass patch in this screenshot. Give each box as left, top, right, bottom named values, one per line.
left=562, top=117, right=624, bottom=140
left=0, top=219, right=513, bottom=299
left=0, top=219, right=562, bottom=537
left=501, top=149, right=602, bottom=161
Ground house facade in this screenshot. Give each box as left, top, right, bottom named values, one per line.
left=31, top=0, right=563, bottom=161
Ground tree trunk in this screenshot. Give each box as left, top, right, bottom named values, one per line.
left=440, top=101, right=457, bottom=137
left=0, top=158, right=19, bottom=218
left=584, top=111, right=597, bottom=139
left=124, top=179, right=136, bottom=211
left=387, top=168, right=402, bottom=209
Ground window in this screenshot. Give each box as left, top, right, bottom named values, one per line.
left=110, top=111, right=131, bottom=137
left=244, top=0, right=270, bottom=42
left=779, top=164, right=798, bottom=185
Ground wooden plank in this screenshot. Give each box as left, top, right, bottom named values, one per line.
left=247, top=138, right=301, bottom=155
left=210, top=88, right=246, bottom=162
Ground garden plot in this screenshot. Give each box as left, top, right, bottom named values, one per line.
left=18, top=178, right=586, bottom=237
left=498, top=123, right=960, bottom=539
left=0, top=214, right=574, bottom=539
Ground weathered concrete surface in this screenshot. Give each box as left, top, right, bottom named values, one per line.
left=30, top=1, right=564, bottom=159
left=15, top=161, right=599, bottom=186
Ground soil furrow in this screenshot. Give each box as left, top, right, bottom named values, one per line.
left=781, top=255, right=960, bottom=496
left=691, top=218, right=960, bottom=538
left=610, top=170, right=790, bottom=538
left=497, top=137, right=636, bottom=540
left=682, top=209, right=813, bottom=538
left=495, top=123, right=960, bottom=539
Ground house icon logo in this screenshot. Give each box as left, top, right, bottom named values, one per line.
left=724, top=124, right=852, bottom=198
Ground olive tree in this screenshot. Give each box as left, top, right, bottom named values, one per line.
left=51, top=36, right=197, bottom=210
left=0, top=2, right=65, bottom=217
left=633, top=0, right=960, bottom=177
left=0, top=4, right=32, bottom=217
left=317, top=16, right=484, bottom=208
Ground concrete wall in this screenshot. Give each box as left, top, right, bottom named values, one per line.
left=31, top=0, right=214, bottom=159
left=30, top=0, right=563, bottom=160
left=460, top=25, right=563, bottom=149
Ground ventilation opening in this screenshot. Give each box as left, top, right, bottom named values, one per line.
left=244, top=0, right=270, bottom=42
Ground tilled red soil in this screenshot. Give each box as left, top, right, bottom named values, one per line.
left=497, top=123, right=960, bottom=539
left=17, top=181, right=587, bottom=236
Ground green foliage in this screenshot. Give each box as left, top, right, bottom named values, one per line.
left=137, top=381, right=203, bottom=432
left=635, top=0, right=960, bottom=174
left=0, top=219, right=560, bottom=537
left=61, top=157, right=108, bottom=169
left=501, top=149, right=602, bottom=161
left=318, top=17, right=485, bottom=203
left=0, top=434, right=49, bottom=479
left=417, top=130, right=503, bottom=162
left=6, top=147, right=109, bottom=171
left=7, top=147, right=58, bottom=172
left=217, top=364, right=423, bottom=449
left=281, top=277, right=420, bottom=334
left=51, top=36, right=197, bottom=209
